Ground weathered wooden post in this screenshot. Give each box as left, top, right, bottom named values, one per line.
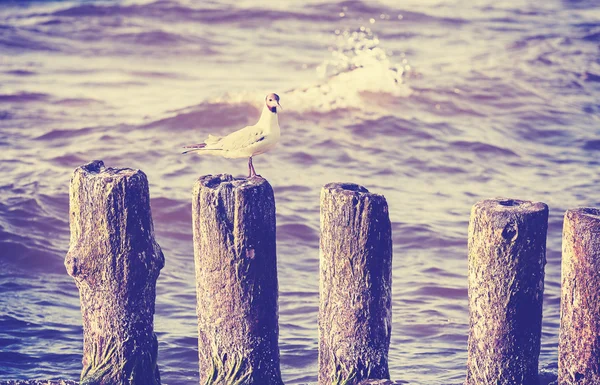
left=465, top=198, right=548, bottom=385
left=559, top=208, right=600, bottom=385
left=192, top=174, right=283, bottom=385
left=319, top=183, right=392, bottom=385
left=64, top=160, right=164, bottom=385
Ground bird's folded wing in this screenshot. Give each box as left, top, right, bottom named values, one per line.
left=219, top=127, right=265, bottom=150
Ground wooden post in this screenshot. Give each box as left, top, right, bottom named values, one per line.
left=465, top=198, right=548, bottom=385
left=319, top=183, right=392, bottom=385
left=192, top=174, right=283, bottom=385
left=64, top=160, right=164, bottom=385
left=559, top=208, right=600, bottom=385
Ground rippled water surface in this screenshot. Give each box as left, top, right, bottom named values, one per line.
left=1, top=0, right=599, bottom=384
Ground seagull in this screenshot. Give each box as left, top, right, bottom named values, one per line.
left=182, top=93, right=281, bottom=178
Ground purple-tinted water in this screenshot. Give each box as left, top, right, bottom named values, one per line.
left=0, top=0, right=599, bottom=384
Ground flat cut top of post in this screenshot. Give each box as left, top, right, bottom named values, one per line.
left=566, top=207, right=600, bottom=222
left=323, top=182, right=370, bottom=195
left=67, top=159, right=161, bottom=280
left=321, top=182, right=388, bottom=211
left=474, top=198, right=547, bottom=214
left=196, top=174, right=268, bottom=191
left=74, top=159, right=140, bottom=180
left=562, top=207, right=600, bottom=263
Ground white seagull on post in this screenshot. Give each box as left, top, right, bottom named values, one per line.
left=183, top=93, right=282, bottom=178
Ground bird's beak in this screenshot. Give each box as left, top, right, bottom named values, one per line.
left=277, top=101, right=282, bottom=110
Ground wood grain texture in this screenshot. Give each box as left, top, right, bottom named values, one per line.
left=319, top=183, right=392, bottom=385
left=465, top=198, right=548, bottom=385
left=559, top=208, right=600, bottom=385
left=192, top=174, right=283, bottom=385
left=64, top=160, right=164, bottom=385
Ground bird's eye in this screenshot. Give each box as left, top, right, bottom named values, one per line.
left=269, top=99, right=272, bottom=102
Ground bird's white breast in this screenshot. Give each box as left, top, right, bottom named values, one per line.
left=220, top=106, right=280, bottom=158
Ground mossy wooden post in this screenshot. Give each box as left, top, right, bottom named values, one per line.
left=192, top=174, right=283, bottom=385
left=465, top=198, right=548, bottom=385
left=64, top=160, right=164, bottom=385
left=559, top=208, right=600, bottom=385
left=319, top=183, right=392, bottom=385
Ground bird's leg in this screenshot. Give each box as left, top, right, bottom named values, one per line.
left=250, top=158, right=259, bottom=177
left=248, top=157, right=260, bottom=177
left=248, top=157, right=259, bottom=178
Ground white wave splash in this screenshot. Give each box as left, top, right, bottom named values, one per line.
left=212, top=28, right=412, bottom=114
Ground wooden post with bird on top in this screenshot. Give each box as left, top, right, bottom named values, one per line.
left=192, top=174, right=284, bottom=385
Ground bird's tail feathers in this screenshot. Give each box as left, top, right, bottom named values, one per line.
left=183, top=143, right=207, bottom=149
left=182, top=135, right=221, bottom=155
left=182, top=145, right=225, bottom=155
left=182, top=142, right=206, bottom=155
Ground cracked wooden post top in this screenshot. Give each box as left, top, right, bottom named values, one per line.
left=65, top=160, right=164, bottom=385
left=465, top=198, right=548, bottom=385
left=319, top=182, right=392, bottom=385
left=559, top=208, right=600, bottom=385
left=192, top=174, right=283, bottom=385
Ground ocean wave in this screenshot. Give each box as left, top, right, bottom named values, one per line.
left=137, top=26, right=411, bottom=129
left=113, top=30, right=196, bottom=47
left=0, top=27, right=63, bottom=53
left=449, top=140, right=519, bottom=158
left=143, top=102, right=260, bottom=131
left=347, top=116, right=434, bottom=140
left=0, top=191, right=68, bottom=273
left=210, top=27, right=411, bottom=114
left=50, top=1, right=339, bottom=24
left=314, top=0, right=466, bottom=25
left=46, top=0, right=466, bottom=27
left=0, top=92, right=49, bottom=103
left=3, top=69, right=36, bottom=76
left=34, top=126, right=98, bottom=141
